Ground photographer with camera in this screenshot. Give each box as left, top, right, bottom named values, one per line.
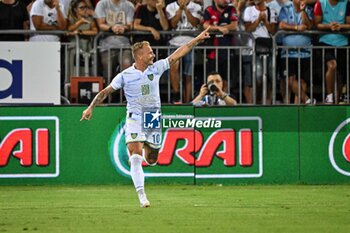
left=192, top=72, right=237, bottom=106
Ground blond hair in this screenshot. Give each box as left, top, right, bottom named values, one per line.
left=131, top=41, right=150, bottom=59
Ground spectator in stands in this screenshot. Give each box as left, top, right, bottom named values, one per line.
left=314, top=0, right=350, bottom=104
left=133, top=0, right=169, bottom=47
left=166, top=0, right=202, bottom=103
left=133, top=0, right=169, bottom=68
left=234, top=0, right=254, bottom=103
left=266, top=0, right=292, bottom=104
left=29, top=0, right=67, bottom=98
left=94, top=0, right=134, bottom=83
left=203, top=0, right=238, bottom=96
left=192, top=71, right=237, bottom=106
left=243, top=0, right=277, bottom=104
left=0, top=0, right=29, bottom=41
left=235, top=0, right=254, bottom=34
left=67, top=0, right=97, bottom=37
left=29, top=0, right=67, bottom=41
left=67, top=0, right=98, bottom=75
left=279, top=0, right=314, bottom=104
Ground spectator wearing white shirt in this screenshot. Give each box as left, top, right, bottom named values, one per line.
left=243, top=0, right=277, bottom=104
left=94, top=0, right=134, bottom=84
left=29, top=0, right=67, bottom=41
left=166, top=0, right=202, bottom=103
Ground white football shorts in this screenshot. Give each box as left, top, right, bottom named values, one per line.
left=124, top=113, right=162, bottom=149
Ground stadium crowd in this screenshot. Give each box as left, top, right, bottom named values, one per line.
left=0, top=0, right=350, bottom=104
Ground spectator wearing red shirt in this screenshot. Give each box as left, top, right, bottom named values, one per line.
left=203, top=0, right=238, bottom=89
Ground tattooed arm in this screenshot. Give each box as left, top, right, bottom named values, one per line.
left=80, top=85, right=116, bottom=121
left=167, top=27, right=210, bottom=66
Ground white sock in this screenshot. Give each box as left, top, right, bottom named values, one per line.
left=129, top=154, right=144, bottom=192
left=137, top=189, right=145, bottom=196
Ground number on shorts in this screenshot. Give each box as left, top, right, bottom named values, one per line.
left=152, top=134, right=161, bottom=144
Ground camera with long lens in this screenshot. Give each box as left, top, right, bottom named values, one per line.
left=207, top=81, right=219, bottom=95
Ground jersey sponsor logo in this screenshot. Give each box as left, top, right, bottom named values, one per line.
left=0, top=59, right=23, bottom=99
left=0, top=116, right=60, bottom=178
left=110, top=116, right=263, bottom=178
left=329, top=118, right=350, bottom=176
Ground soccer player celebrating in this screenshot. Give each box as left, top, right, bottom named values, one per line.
left=80, top=27, right=210, bottom=207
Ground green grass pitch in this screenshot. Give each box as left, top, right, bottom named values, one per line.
left=0, top=185, right=349, bottom=233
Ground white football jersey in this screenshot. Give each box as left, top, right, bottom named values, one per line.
left=110, top=58, right=170, bottom=115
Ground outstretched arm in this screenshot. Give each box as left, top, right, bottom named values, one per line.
left=80, top=85, right=116, bottom=121
left=167, top=27, right=210, bottom=65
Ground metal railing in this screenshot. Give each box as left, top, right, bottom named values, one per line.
left=91, top=30, right=256, bottom=104
left=272, top=30, right=350, bottom=105
left=1, top=30, right=350, bottom=105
